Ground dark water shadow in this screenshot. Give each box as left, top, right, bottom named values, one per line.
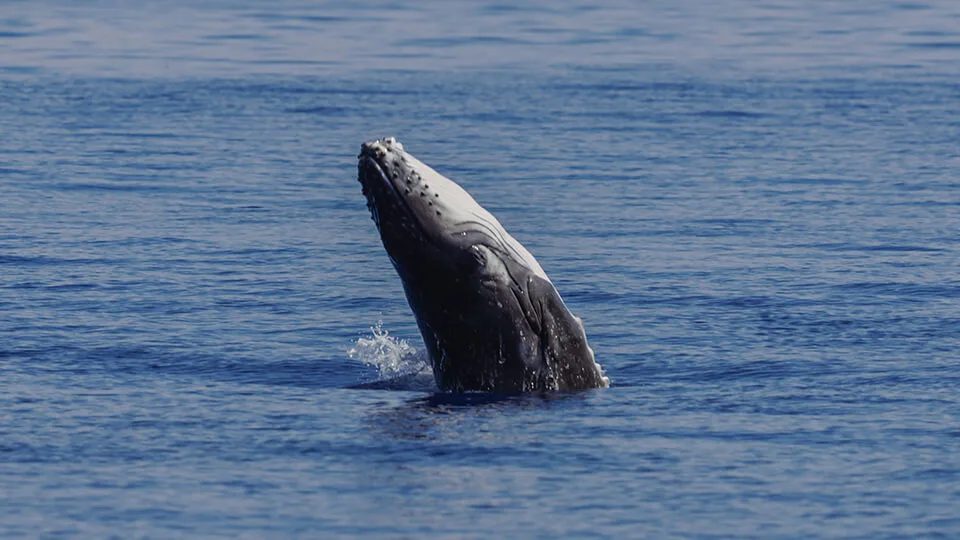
left=411, top=389, right=589, bottom=408
left=346, top=372, right=437, bottom=392
left=363, top=388, right=595, bottom=442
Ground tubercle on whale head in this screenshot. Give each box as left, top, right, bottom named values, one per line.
left=359, top=136, right=404, bottom=159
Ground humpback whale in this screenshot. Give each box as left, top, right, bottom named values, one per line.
left=357, top=137, right=608, bottom=392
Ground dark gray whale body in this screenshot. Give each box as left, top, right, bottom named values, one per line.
left=357, top=137, right=608, bottom=392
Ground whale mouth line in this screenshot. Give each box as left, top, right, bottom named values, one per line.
left=359, top=155, right=397, bottom=199
left=359, top=154, right=412, bottom=222
left=359, top=153, right=444, bottom=254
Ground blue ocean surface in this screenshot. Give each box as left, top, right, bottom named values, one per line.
left=2, top=0, right=959, bottom=537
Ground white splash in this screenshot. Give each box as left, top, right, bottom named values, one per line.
left=347, top=321, right=431, bottom=380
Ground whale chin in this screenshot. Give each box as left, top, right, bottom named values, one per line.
left=357, top=137, right=608, bottom=392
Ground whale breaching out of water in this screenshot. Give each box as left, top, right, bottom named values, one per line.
left=357, top=137, right=608, bottom=392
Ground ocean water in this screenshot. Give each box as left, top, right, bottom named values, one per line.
left=2, top=0, right=959, bottom=537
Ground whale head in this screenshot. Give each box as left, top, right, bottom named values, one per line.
left=357, top=137, right=548, bottom=286
left=357, top=137, right=607, bottom=392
